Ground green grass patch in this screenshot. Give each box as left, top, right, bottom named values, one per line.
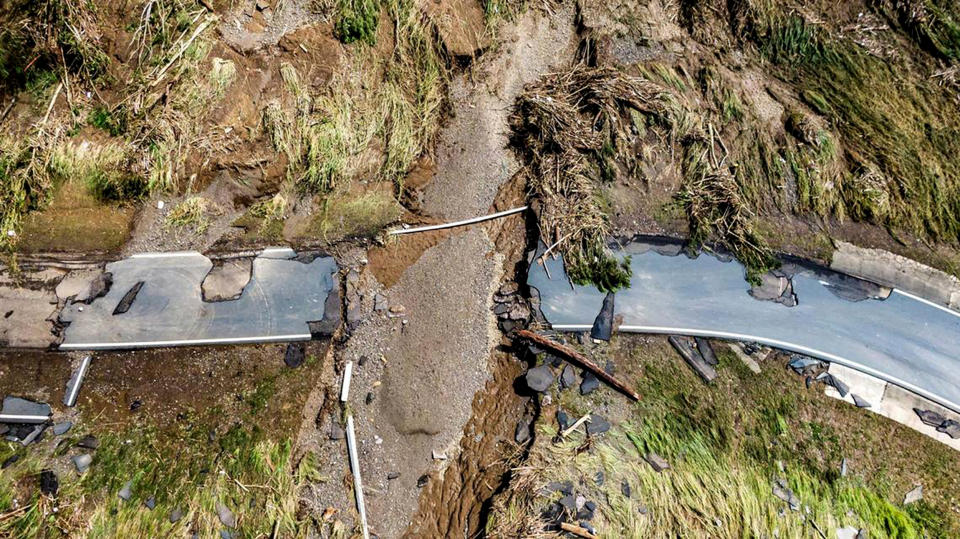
left=335, top=0, right=381, bottom=45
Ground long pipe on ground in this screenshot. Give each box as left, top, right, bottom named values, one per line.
left=388, top=206, right=528, bottom=235
left=345, top=415, right=370, bottom=539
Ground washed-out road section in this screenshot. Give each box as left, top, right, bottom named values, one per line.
left=60, top=248, right=338, bottom=350
left=529, top=242, right=960, bottom=413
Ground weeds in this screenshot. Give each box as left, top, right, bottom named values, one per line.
left=314, top=188, right=401, bottom=241
left=335, top=0, right=381, bottom=45
left=164, top=195, right=211, bottom=233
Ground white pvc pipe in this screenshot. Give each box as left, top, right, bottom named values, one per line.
left=0, top=414, right=50, bottom=424
left=63, top=355, right=91, bottom=407
left=388, top=206, right=528, bottom=235
left=340, top=361, right=353, bottom=402
left=345, top=415, right=370, bottom=539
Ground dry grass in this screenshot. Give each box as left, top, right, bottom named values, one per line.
left=512, top=65, right=669, bottom=291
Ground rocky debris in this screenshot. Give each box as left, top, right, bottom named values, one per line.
left=2, top=454, right=19, bottom=469
left=669, top=336, right=717, bottom=383
left=590, top=292, right=614, bottom=341
left=40, top=469, right=58, bottom=496
left=374, top=293, right=388, bottom=312
left=525, top=364, right=555, bottom=392
left=559, top=494, right=577, bottom=514
left=560, top=364, right=577, bottom=389
left=365, top=392, right=375, bottom=405
left=594, top=470, right=604, bottom=485
left=836, top=526, right=867, bottom=539
left=72, top=454, right=92, bottom=473
left=644, top=453, right=670, bottom=473
left=431, top=450, right=447, bottom=461
left=494, top=282, right=530, bottom=333
left=695, top=337, right=718, bottom=366
left=841, top=458, right=848, bottom=477
left=417, top=474, right=430, bottom=488
left=903, top=485, right=923, bottom=505
left=56, top=270, right=112, bottom=304
left=772, top=479, right=800, bottom=511
left=515, top=418, right=532, bottom=444
left=112, top=281, right=145, bottom=315
left=77, top=434, right=100, bottom=449
left=750, top=271, right=797, bottom=307
left=145, top=497, right=156, bottom=510
left=580, top=372, right=600, bottom=395
left=821, top=373, right=849, bottom=398
left=543, top=480, right=574, bottom=496
left=118, top=480, right=133, bottom=501
left=557, top=409, right=571, bottom=431
left=328, top=421, right=345, bottom=441
left=20, top=425, right=45, bottom=446
left=851, top=394, right=871, bottom=408
left=1, top=396, right=52, bottom=419
left=788, top=355, right=824, bottom=375
left=938, top=420, right=960, bottom=439
left=585, top=415, right=610, bottom=435
left=169, top=507, right=184, bottom=523
left=345, top=270, right=365, bottom=332
left=499, top=282, right=519, bottom=296
left=387, top=471, right=400, bottom=480
left=621, top=480, right=631, bottom=498
left=217, top=503, right=236, bottom=528
left=201, top=259, right=251, bottom=302
left=284, top=342, right=305, bottom=368
left=915, top=408, right=946, bottom=427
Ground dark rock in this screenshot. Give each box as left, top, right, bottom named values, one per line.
left=145, top=497, right=156, bottom=510
left=169, top=507, right=184, bottom=523
left=695, top=337, right=718, bottom=366
left=365, top=392, right=375, bottom=405
left=541, top=502, right=563, bottom=523
left=559, top=494, right=577, bottom=515
left=217, top=503, right=236, bottom=528
left=118, top=480, right=133, bottom=501
left=668, top=335, right=717, bottom=383
left=358, top=355, right=368, bottom=366
left=374, top=294, right=388, bottom=312
left=493, top=303, right=511, bottom=316
left=621, top=480, right=631, bottom=498
left=594, top=470, right=604, bottom=486
left=52, top=421, right=73, bottom=436
left=72, top=453, right=92, bottom=473
left=1, top=454, right=19, bottom=469
left=584, top=500, right=596, bottom=512
left=129, top=399, right=142, bottom=411
left=284, top=343, right=305, bottom=368
left=328, top=423, right=345, bottom=440
left=805, top=376, right=814, bottom=389
left=586, top=414, right=610, bottom=435
left=590, top=292, right=615, bottom=341
left=40, top=469, right=58, bottom=496
left=113, top=281, right=145, bottom=315
left=580, top=372, right=600, bottom=395
left=417, top=474, right=430, bottom=488
left=544, top=480, right=574, bottom=496
left=644, top=453, right=670, bottom=472
left=1, top=396, right=51, bottom=418
left=576, top=332, right=586, bottom=345
left=788, top=355, right=821, bottom=374
left=576, top=506, right=595, bottom=521
left=21, top=424, right=45, bottom=446
left=915, top=408, right=946, bottom=427
left=604, top=361, right=616, bottom=376
left=508, top=302, right=531, bottom=321
left=220, top=531, right=234, bottom=539
left=772, top=479, right=800, bottom=511
left=851, top=394, right=871, bottom=408
left=937, top=420, right=960, bottom=439
left=827, top=374, right=849, bottom=398
left=387, top=471, right=400, bottom=480
left=580, top=522, right=596, bottom=534
left=515, top=419, right=531, bottom=444
left=499, top=282, right=519, bottom=295
left=499, top=319, right=518, bottom=334
left=525, top=364, right=555, bottom=393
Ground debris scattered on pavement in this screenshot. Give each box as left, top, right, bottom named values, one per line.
left=903, top=485, right=923, bottom=505
left=851, top=394, right=871, bottom=408
left=938, top=419, right=960, bottom=439
left=589, top=292, right=614, bottom=341
left=915, top=408, right=946, bottom=427
left=64, top=355, right=92, bottom=407
left=516, top=330, right=640, bottom=400
left=669, top=335, right=717, bottom=383
left=750, top=271, right=797, bottom=307
left=112, top=281, right=145, bottom=315
left=1, top=396, right=52, bottom=423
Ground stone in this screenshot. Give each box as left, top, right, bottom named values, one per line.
left=328, top=423, right=345, bottom=440
left=284, top=343, right=305, bottom=368
left=113, top=281, right=144, bottom=315
left=903, top=485, right=923, bottom=505
left=130, top=399, right=142, bottom=411
left=580, top=521, right=596, bottom=534
left=387, top=472, right=400, bottom=480
left=365, top=392, right=375, bottom=405
left=851, top=394, right=871, bottom=408
left=586, top=415, right=610, bottom=435
left=788, top=355, right=821, bottom=374
left=590, top=292, right=615, bottom=341
left=72, top=453, right=92, bottom=473
left=560, top=364, right=577, bottom=389
left=525, top=365, right=555, bottom=393
left=840, top=458, right=848, bottom=477
left=558, top=494, right=577, bottom=514
left=119, top=480, right=133, bottom=501
left=40, top=469, right=58, bottom=496
left=499, top=282, right=519, bottom=295
left=145, top=497, right=156, bottom=510
left=575, top=494, right=586, bottom=511
left=52, top=421, right=73, bottom=436
left=544, top=480, right=573, bottom=496
left=580, top=372, right=600, bottom=395
left=594, top=470, right=604, bottom=486
left=217, top=503, right=236, bottom=528
left=515, top=419, right=531, bottom=444
left=645, top=453, right=670, bottom=472
left=915, top=408, right=946, bottom=427
left=508, top=302, right=530, bottom=321
left=56, top=270, right=113, bottom=304
left=695, top=337, right=718, bottom=366
left=827, top=374, right=849, bottom=398
left=1, top=454, right=19, bottom=469
left=556, top=409, right=571, bottom=431
left=374, top=294, right=388, bottom=312
left=772, top=479, right=800, bottom=511
left=493, top=303, right=510, bottom=316
left=621, top=480, right=631, bottom=498
left=220, top=531, right=234, bottom=539
left=417, top=474, right=430, bottom=488
left=169, top=507, right=184, bottom=523
left=1, top=396, right=51, bottom=418
left=937, top=419, right=960, bottom=439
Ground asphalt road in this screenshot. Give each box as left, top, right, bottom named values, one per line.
left=529, top=242, right=960, bottom=413
left=60, top=248, right=338, bottom=350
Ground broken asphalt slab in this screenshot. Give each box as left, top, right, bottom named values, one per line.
left=59, top=248, right=339, bottom=350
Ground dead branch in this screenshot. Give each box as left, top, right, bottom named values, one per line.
left=516, top=329, right=640, bottom=401
left=560, top=522, right=599, bottom=539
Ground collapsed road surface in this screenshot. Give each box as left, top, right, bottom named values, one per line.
left=529, top=240, right=960, bottom=413
left=59, top=248, right=339, bottom=350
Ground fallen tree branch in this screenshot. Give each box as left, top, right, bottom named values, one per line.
left=560, top=522, right=599, bottom=539
left=516, top=329, right=640, bottom=401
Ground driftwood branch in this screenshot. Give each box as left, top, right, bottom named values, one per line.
left=516, top=329, right=640, bottom=401
left=560, top=522, right=599, bottom=539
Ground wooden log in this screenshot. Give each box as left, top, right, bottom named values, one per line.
left=560, top=522, right=599, bottom=539
left=516, top=330, right=640, bottom=401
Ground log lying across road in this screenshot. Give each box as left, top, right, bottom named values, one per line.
left=516, top=329, right=640, bottom=401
